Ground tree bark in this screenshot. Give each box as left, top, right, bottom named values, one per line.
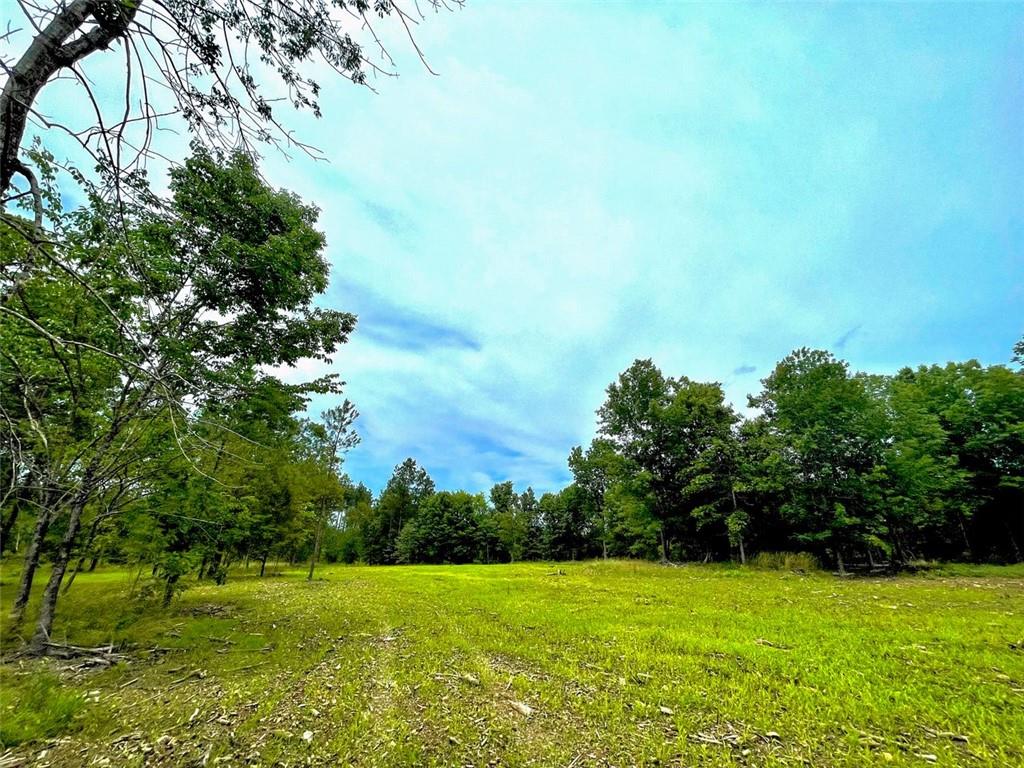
left=62, top=512, right=106, bottom=594
left=1, top=0, right=139, bottom=200
left=30, top=491, right=88, bottom=652
left=162, top=572, right=179, bottom=608
left=1, top=502, right=20, bottom=554
left=957, top=512, right=973, bottom=559
left=307, top=506, right=325, bottom=581
left=11, top=500, right=53, bottom=621
left=259, top=552, right=268, bottom=577
left=738, top=536, right=746, bottom=565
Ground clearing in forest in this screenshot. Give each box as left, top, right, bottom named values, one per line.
left=1, top=561, right=1023, bottom=767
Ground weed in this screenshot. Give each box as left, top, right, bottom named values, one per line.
left=0, top=671, right=85, bottom=747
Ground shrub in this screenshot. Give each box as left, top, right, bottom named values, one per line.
left=750, top=551, right=820, bottom=572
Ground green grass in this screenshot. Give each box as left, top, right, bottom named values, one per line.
left=0, top=671, right=85, bottom=747
left=2, top=560, right=1023, bottom=766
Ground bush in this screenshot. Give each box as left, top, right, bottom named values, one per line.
left=750, top=551, right=820, bottom=572
left=0, top=673, right=85, bottom=747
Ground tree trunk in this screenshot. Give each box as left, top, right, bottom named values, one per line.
left=61, top=554, right=86, bottom=595
left=30, top=492, right=87, bottom=652
left=215, top=554, right=231, bottom=585
left=162, top=573, right=179, bottom=608
left=835, top=549, right=846, bottom=576
left=1, top=0, right=138, bottom=201
left=957, top=512, right=973, bottom=559
left=1003, top=519, right=1022, bottom=562
left=62, top=513, right=106, bottom=594
left=11, top=503, right=53, bottom=621
left=307, top=509, right=325, bottom=581
left=658, top=524, right=667, bottom=564
left=1, top=502, right=20, bottom=554
left=729, top=485, right=745, bottom=565
left=260, top=552, right=268, bottom=577
left=88, top=554, right=99, bottom=571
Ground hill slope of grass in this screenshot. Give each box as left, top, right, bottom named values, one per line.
left=2, top=561, right=1023, bottom=766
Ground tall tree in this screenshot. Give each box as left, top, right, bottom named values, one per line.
left=569, top=439, right=621, bottom=559
left=2, top=149, right=354, bottom=652
left=367, top=458, right=434, bottom=563
left=750, top=349, right=887, bottom=573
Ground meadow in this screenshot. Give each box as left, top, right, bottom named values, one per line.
left=1, top=561, right=1023, bottom=767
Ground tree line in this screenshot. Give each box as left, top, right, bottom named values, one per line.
left=327, top=346, right=1024, bottom=571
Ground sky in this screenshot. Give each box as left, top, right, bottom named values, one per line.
left=10, top=1, right=1024, bottom=495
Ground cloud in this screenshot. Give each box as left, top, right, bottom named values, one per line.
left=12, top=1, right=1023, bottom=494
left=338, top=281, right=481, bottom=352
left=361, top=200, right=414, bottom=237
left=833, top=325, right=862, bottom=351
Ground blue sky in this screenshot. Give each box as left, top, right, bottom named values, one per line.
left=10, top=1, right=1023, bottom=495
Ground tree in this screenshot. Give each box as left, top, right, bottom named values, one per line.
left=304, top=402, right=360, bottom=580
left=865, top=372, right=971, bottom=563
left=395, top=491, right=483, bottom=564
left=663, top=378, right=740, bottom=560
left=597, top=360, right=743, bottom=561
left=895, top=361, right=1024, bottom=561
left=596, top=359, right=680, bottom=561
left=750, top=349, right=887, bottom=573
left=486, top=481, right=540, bottom=563
left=366, top=458, right=434, bottom=563
left=2, top=149, right=354, bottom=652
left=1, top=0, right=458, bottom=225
left=539, top=485, right=592, bottom=561
left=569, top=439, right=621, bottom=559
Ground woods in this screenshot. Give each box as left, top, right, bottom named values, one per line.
left=326, top=347, right=1024, bottom=570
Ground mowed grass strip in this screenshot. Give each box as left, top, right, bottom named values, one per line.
left=1, top=561, right=1023, bottom=767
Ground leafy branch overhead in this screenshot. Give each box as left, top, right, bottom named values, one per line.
left=1, top=0, right=460, bottom=221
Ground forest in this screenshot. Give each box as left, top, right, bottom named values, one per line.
left=335, top=347, right=1024, bottom=570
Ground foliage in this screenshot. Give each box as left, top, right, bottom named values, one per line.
left=1, top=150, right=359, bottom=649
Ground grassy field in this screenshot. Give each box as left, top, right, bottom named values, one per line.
left=1, top=561, right=1023, bottom=767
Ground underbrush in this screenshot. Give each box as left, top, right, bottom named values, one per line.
left=749, top=551, right=820, bottom=572
left=0, top=671, right=85, bottom=747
